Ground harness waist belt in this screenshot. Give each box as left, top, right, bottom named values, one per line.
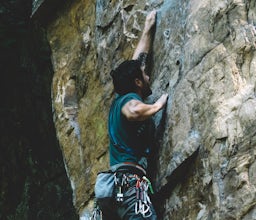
left=111, top=162, right=146, bottom=176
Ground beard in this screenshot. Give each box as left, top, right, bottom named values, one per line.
left=142, top=83, right=152, bottom=98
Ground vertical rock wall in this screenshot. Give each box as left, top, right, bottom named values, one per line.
left=47, top=0, right=256, bottom=219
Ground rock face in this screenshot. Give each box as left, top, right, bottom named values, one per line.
left=46, top=0, right=256, bottom=219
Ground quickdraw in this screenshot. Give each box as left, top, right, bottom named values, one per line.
left=134, top=176, right=153, bottom=218
left=114, top=172, right=128, bottom=202
left=113, top=172, right=154, bottom=218
left=90, top=200, right=102, bottom=220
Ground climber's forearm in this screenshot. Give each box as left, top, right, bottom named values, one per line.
left=122, top=94, right=168, bottom=121
left=132, top=10, right=156, bottom=60
left=132, top=32, right=152, bottom=60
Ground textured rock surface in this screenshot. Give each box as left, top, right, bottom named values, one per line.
left=47, top=0, right=256, bottom=218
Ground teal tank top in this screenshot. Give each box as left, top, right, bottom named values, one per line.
left=108, top=93, right=153, bottom=166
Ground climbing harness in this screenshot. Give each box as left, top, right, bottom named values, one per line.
left=94, top=162, right=154, bottom=218
left=93, top=172, right=154, bottom=219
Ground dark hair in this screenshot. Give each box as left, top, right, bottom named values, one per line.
left=110, top=60, right=143, bottom=95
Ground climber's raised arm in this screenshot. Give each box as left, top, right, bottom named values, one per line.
left=99, top=9, right=165, bottom=220
left=132, top=10, right=156, bottom=64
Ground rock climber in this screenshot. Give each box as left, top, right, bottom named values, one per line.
left=98, top=10, right=168, bottom=219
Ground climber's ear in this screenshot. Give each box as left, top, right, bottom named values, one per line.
left=135, top=78, right=143, bottom=88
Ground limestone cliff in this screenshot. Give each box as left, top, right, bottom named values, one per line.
left=46, top=0, right=256, bottom=219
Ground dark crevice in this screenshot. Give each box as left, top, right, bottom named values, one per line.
left=123, top=5, right=134, bottom=12
left=31, top=0, right=73, bottom=26
left=152, top=148, right=199, bottom=219
left=0, top=0, right=77, bottom=219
